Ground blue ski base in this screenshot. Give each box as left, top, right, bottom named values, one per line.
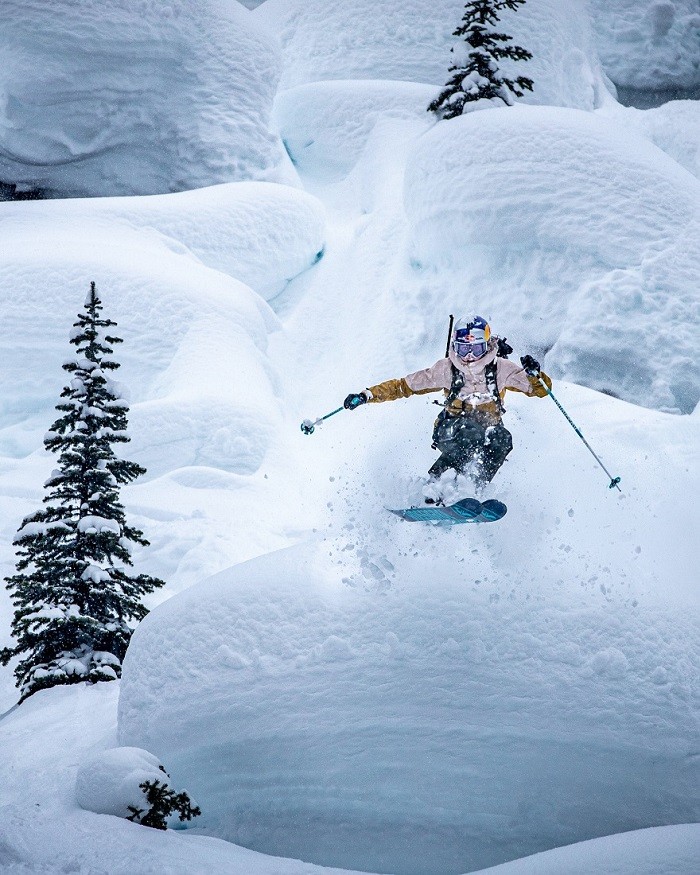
left=387, top=497, right=507, bottom=524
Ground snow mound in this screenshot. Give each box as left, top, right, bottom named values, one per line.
left=589, top=0, right=700, bottom=93
left=0, top=183, right=326, bottom=300
left=119, top=531, right=699, bottom=875
left=274, top=81, right=436, bottom=181
left=470, top=824, right=700, bottom=875
left=0, top=0, right=284, bottom=198
left=75, top=746, right=165, bottom=819
left=0, top=219, right=279, bottom=476
left=599, top=100, right=700, bottom=182
left=404, top=105, right=700, bottom=413
left=255, top=0, right=611, bottom=109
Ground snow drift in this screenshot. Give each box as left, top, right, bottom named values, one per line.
left=255, top=0, right=612, bottom=110
left=0, top=0, right=285, bottom=198
left=0, top=683, right=369, bottom=875
left=404, top=105, right=700, bottom=414
left=6, top=683, right=695, bottom=874
left=0, top=183, right=326, bottom=300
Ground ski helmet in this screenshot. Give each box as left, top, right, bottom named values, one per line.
left=453, top=315, right=491, bottom=360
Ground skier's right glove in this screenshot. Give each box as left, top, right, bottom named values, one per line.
left=520, top=354, right=541, bottom=376
left=344, top=392, right=368, bottom=410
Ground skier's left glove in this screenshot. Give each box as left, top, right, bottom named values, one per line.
left=344, top=392, right=368, bottom=410
left=520, top=354, right=541, bottom=376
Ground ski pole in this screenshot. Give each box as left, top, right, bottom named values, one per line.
left=444, top=314, right=455, bottom=357
left=300, top=406, right=344, bottom=435
left=525, top=365, right=621, bottom=491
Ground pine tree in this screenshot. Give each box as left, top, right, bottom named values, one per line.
left=428, top=0, right=534, bottom=119
left=0, top=282, right=165, bottom=701
left=127, top=767, right=201, bottom=830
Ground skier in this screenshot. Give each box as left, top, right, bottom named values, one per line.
left=343, top=316, right=551, bottom=497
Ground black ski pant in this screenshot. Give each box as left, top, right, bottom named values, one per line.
left=429, top=410, right=513, bottom=485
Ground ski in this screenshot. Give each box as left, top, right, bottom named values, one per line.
left=387, top=498, right=507, bottom=524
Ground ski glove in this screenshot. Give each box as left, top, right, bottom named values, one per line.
left=344, top=392, right=368, bottom=410
left=520, top=355, right=541, bottom=376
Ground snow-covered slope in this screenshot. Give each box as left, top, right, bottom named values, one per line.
left=0, top=220, right=277, bottom=478
left=0, top=0, right=698, bottom=874
left=0, top=1, right=287, bottom=197
left=119, top=420, right=699, bottom=873
left=470, top=825, right=700, bottom=875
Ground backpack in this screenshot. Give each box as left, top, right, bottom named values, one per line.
left=445, top=336, right=511, bottom=415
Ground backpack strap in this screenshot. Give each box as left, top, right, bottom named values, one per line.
left=446, top=363, right=465, bottom=409
left=484, top=361, right=503, bottom=413
left=445, top=360, right=503, bottom=415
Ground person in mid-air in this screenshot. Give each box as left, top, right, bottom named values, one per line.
left=343, top=315, right=551, bottom=498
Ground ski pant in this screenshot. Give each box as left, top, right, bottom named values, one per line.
left=429, top=410, right=513, bottom=484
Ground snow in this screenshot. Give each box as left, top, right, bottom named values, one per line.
left=274, top=81, right=436, bottom=182
left=118, top=397, right=699, bottom=873
left=0, top=216, right=280, bottom=478
left=589, top=0, right=700, bottom=94
left=75, top=746, right=168, bottom=818
left=0, top=684, right=367, bottom=875
left=0, top=1, right=286, bottom=198
left=597, top=99, right=700, bottom=181
left=0, top=183, right=325, bottom=302
left=77, top=516, right=121, bottom=536
left=255, top=0, right=613, bottom=110
left=81, top=567, right=112, bottom=586
left=15, top=520, right=71, bottom=539
left=403, top=105, right=700, bottom=413
left=1, top=0, right=698, bottom=873
left=469, top=824, right=700, bottom=874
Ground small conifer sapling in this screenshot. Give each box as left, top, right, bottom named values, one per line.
left=0, top=282, right=165, bottom=701
left=127, top=766, right=202, bottom=830
left=428, top=0, right=534, bottom=119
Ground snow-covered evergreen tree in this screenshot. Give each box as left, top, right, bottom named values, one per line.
left=127, top=767, right=201, bottom=830
left=0, top=282, right=164, bottom=701
left=428, top=0, right=534, bottom=119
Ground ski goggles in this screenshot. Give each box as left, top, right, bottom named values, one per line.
left=453, top=339, right=487, bottom=359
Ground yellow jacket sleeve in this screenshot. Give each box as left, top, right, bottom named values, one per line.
left=504, top=370, right=552, bottom=397
left=528, top=371, right=552, bottom=397
left=367, top=378, right=443, bottom=403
